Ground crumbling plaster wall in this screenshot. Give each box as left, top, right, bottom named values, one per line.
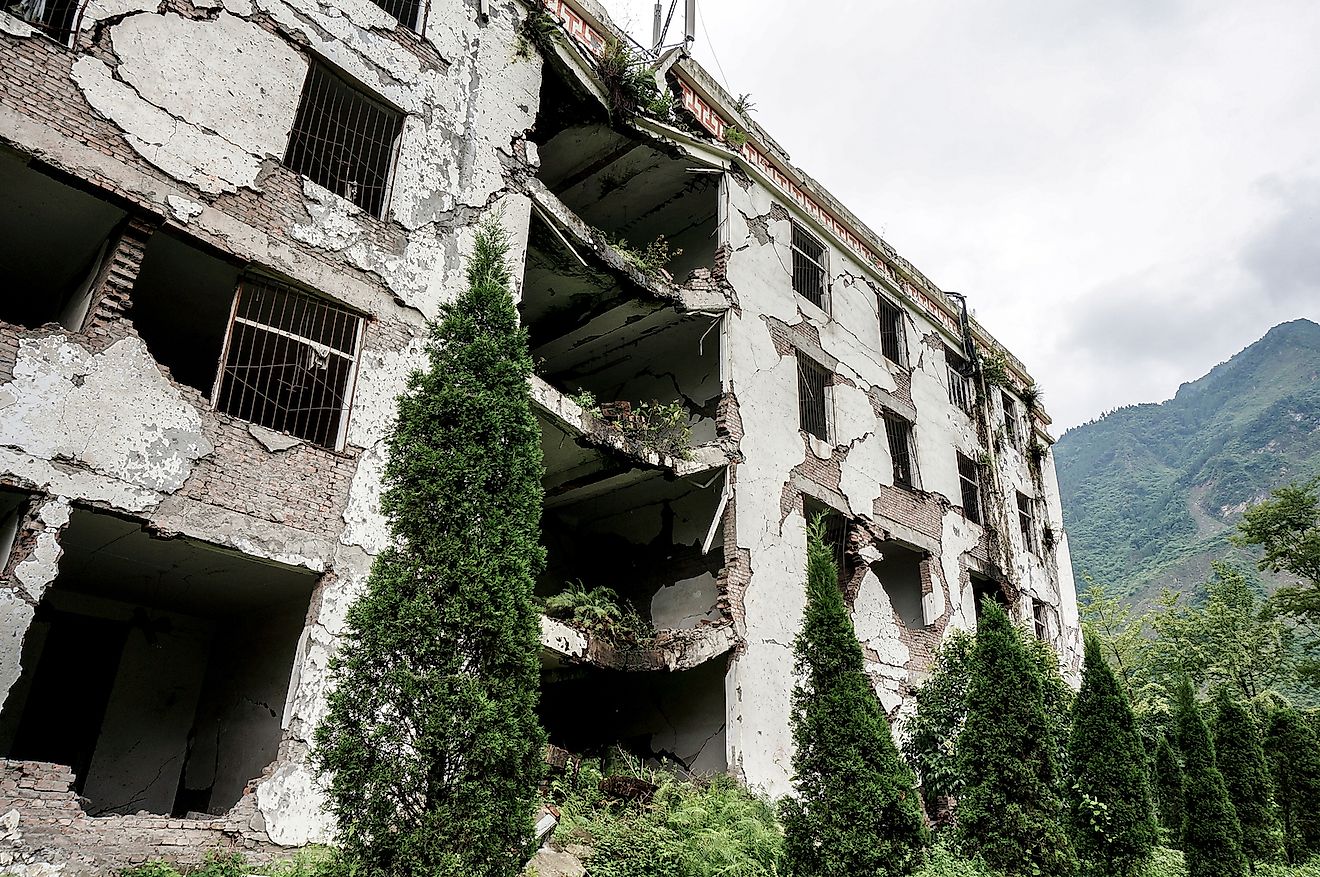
left=0, top=0, right=544, bottom=848
left=717, top=167, right=1079, bottom=796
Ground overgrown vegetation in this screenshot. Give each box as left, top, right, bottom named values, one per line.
left=515, top=9, right=563, bottom=60
left=1265, top=707, right=1320, bottom=863
left=1174, top=677, right=1247, bottom=877
left=1211, top=688, right=1285, bottom=864
left=610, top=233, right=683, bottom=276
left=596, top=37, right=666, bottom=122
left=543, top=581, right=653, bottom=646
left=314, top=218, right=546, bottom=877
left=723, top=125, right=748, bottom=149
left=783, top=517, right=927, bottom=876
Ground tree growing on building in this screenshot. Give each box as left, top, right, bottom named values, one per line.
left=1068, top=631, right=1157, bottom=876
left=1175, top=678, right=1246, bottom=877
left=314, top=218, right=547, bottom=877
left=782, top=517, right=928, bottom=877
left=1153, top=733, right=1185, bottom=845
left=956, top=600, right=1077, bottom=876
left=1264, top=707, right=1320, bottom=863
left=1210, top=689, right=1283, bottom=865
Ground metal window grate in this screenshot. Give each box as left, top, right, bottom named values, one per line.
left=366, top=0, right=420, bottom=29
left=797, top=351, right=830, bottom=441
left=285, top=62, right=403, bottom=219
left=1032, top=599, right=1049, bottom=641
left=946, top=346, right=974, bottom=414
left=884, top=412, right=915, bottom=488
left=877, top=295, right=905, bottom=365
left=958, top=453, right=982, bottom=524
left=214, top=276, right=364, bottom=450
left=1017, top=491, right=1038, bottom=555
left=1002, top=392, right=1021, bottom=449
left=804, top=496, right=849, bottom=585
left=8, top=0, right=80, bottom=43
left=790, top=221, right=827, bottom=309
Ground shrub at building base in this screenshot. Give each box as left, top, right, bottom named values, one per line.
left=1211, top=689, right=1283, bottom=864
left=1174, top=678, right=1246, bottom=877
left=955, top=600, right=1077, bottom=877
left=1068, top=631, right=1158, bottom=876
left=782, top=518, right=928, bottom=877
left=314, top=219, right=547, bottom=877
left=1154, top=734, right=1185, bottom=846
left=1264, top=707, right=1320, bottom=864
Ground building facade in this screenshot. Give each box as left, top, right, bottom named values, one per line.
left=0, top=0, right=1079, bottom=867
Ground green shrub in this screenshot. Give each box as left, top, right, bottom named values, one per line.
left=782, top=517, right=928, bottom=877
left=1174, top=678, right=1246, bottom=877
left=314, top=218, right=546, bottom=877
left=956, top=600, right=1077, bottom=876
left=1211, top=688, right=1284, bottom=863
left=543, top=582, right=652, bottom=645
left=913, top=842, right=993, bottom=877
left=121, top=862, right=182, bottom=877
left=1265, top=707, right=1320, bottom=863
left=1068, top=631, right=1158, bottom=876
left=903, top=629, right=974, bottom=813
left=1154, top=734, right=1185, bottom=844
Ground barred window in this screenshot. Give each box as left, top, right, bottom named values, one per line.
left=946, top=345, right=974, bottom=414
left=367, top=0, right=420, bottom=29
left=1033, top=599, right=1049, bottom=641
left=957, top=452, right=981, bottom=524
left=1017, top=491, right=1038, bottom=555
left=1002, top=392, right=1021, bottom=449
left=791, top=221, right=827, bottom=309
left=797, top=352, right=831, bottom=442
left=884, top=412, right=915, bottom=489
left=9, top=0, right=79, bottom=44
left=804, top=496, right=849, bottom=585
left=285, top=62, right=404, bottom=218
left=214, top=276, right=365, bottom=450
left=877, top=295, right=905, bottom=366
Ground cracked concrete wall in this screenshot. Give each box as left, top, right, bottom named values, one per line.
left=719, top=168, right=1080, bottom=796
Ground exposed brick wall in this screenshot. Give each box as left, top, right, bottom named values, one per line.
left=872, top=484, right=943, bottom=542
left=83, top=215, right=157, bottom=344
left=0, top=761, right=284, bottom=871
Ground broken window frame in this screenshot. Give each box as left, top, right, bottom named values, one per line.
left=883, top=411, right=916, bottom=489
left=365, top=0, right=421, bottom=30
left=957, top=452, right=982, bottom=524
left=1017, top=490, right=1038, bottom=555
left=796, top=351, right=832, bottom=443
left=790, top=221, right=828, bottom=311
left=877, top=294, right=906, bottom=366
left=211, top=274, right=366, bottom=452
left=284, top=59, right=405, bottom=219
left=1032, top=598, right=1050, bottom=641
left=7, top=0, right=80, bottom=45
left=1002, top=391, right=1021, bottom=450
left=946, top=345, right=975, bottom=415
left=803, top=495, right=849, bottom=586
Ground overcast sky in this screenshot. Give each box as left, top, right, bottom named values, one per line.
left=599, top=0, right=1320, bottom=432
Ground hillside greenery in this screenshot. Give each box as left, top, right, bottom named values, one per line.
left=1055, top=319, right=1320, bottom=606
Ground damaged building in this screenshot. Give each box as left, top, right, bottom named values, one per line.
left=0, top=0, right=1080, bottom=867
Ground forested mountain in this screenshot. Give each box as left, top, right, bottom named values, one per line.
left=1055, top=319, right=1320, bottom=605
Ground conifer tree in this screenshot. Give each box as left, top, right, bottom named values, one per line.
left=1153, top=733, right=1185, bottom=845
left=782, top=517, right=928, bottom=877
left=1175, top=678, right=1246, bottom=877
left=1264, top=707, right=1320, bottom=863
left=956, top=600, right=1077, bottom=876
left=314, top=219, right=547, bottom=877
left=1068, top=631, right=1157, bottom=876
left=1211, top=689, right=1283, bottom=864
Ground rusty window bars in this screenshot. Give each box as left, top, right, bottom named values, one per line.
left=790, top=221, right=827, bottom=309
left=796, top=351, right=831, bottom=442
left=884, top=412, right=915, bottom=489
left=877, top=294, right=905, bottom=366
left=958, top=452, right=982, bottom=524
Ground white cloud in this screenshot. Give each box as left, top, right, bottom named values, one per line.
left=602, top=0, right=1320, bottom=429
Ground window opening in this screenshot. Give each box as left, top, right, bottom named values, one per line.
left=214, top=276, right=364, bottom=450
left=946, top=345, right=974, bottom=414
left=790, top=221, right=827, bottom=309
left=797, top=352, right=831, bottom=442
left=1017, top=491, right=1038, bottom=555
left=366, top=0, right=420, bottom=29
left=972, top=574, right=1008, bottom=621
left=285, top=62, right=403, bottom=218
left=884, top=412, right=915, bottom=489
left=1002, top=392, right=1021, bottom=450
left=877, top=295, right=905, bottom=366
left=8, top=0, right=79, bottom=44
left=804, top=496, right=849, bottom=585
left=1032, top=598, right=1049, bottom=641
left=957, top=452, right=982, bottom=524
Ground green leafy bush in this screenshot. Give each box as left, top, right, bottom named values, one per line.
left=543, top=582, right=652, bottom=645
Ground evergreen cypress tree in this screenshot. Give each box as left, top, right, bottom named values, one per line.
left=956, top=600, right=1077, bottom=876
left=1175, top=678, right=1246, bottom=877
left=1068, top=631, right=1157, bottom=876
left=314, top=219, right=547, bottom=877
left=1264, top=707, right=1320, bottom=863
left=782, top=517, right=928, bottom=877
left=1211, top=689, right=1283, bottom=864
left=1153, top=733, right=1185, bottom=845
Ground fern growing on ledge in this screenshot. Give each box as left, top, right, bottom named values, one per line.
left=314, top=217, right=546, bottom=877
